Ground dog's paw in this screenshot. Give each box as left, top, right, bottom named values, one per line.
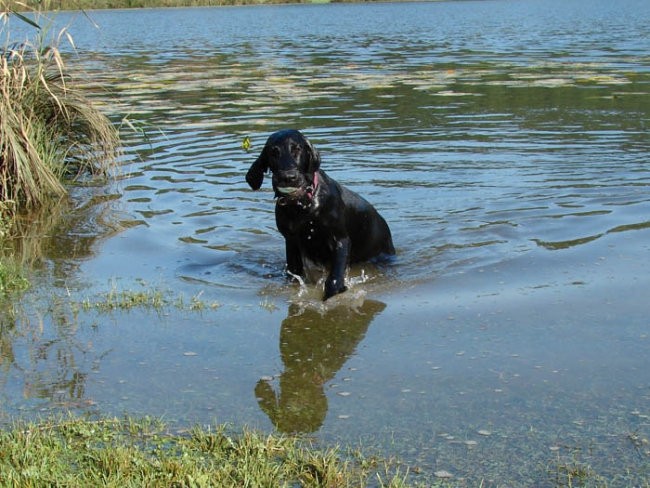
left=324, top=278, right=348, bottom=301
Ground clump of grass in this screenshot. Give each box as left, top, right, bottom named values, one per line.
left=0, top=416, right=420, bottom=487
left=79, top=281, right=221, bottom=313
left=83, top=285, right=168, bottom=312
left=550, top=451, right=608, bottom=488
left=0, top=11, right=120, bottom=214
left=0, top=257, right=28, bottom=295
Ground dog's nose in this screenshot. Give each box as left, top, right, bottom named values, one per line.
left=278, top=170, right=301, bottom=185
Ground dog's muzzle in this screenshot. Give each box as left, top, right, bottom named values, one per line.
left=275, top=172, right=319, bottom=207
left=276, top=185, right=315, bottom=207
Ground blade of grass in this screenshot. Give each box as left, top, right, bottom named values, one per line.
left=7, top=10, right=41, bottom=30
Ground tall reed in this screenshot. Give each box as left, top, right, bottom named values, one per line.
left=0, top=9, right=120, bottom=214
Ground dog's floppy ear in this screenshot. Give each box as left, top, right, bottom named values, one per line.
left=304, top=138, right=321, bottom=174
left=246, top=152, right=268, bottom=190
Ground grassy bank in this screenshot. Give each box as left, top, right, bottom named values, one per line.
left=1, top=5, right=121, bottom=297
left=0, top=416, right=421, bottom=487
left=3, top=0, right=330, bottom=10
left=1, top=10, right=120, bottom=216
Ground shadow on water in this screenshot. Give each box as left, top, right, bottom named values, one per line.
left=255, top=298, right=385, bottom=433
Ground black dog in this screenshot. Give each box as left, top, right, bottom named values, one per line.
left=246, top=129, right=395, bottom=300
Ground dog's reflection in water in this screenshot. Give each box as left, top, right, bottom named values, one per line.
left=255, top=298, right=386, bottom=433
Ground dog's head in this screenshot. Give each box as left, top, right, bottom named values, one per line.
left=246, top=129, right=320, bottom=199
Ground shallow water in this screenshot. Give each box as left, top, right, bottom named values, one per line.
left=3, top=0, right=650, bottom=484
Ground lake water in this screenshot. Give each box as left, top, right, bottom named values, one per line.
left=3, top=0, right=650, bottom=484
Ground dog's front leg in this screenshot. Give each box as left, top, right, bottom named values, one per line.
left=285, top=238, right=304, bottom=279
left=324, top=237, right=350, bottom=300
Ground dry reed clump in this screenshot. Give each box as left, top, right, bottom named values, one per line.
left=0, top=21, right=120, bottom=214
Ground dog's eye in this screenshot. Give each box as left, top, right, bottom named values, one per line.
left=270, top=146, right=280, bottom=158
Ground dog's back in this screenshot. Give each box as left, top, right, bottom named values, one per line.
left=337, top=182, right=395, bottom=262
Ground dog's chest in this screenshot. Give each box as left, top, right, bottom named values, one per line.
left=279, top=211, right=325, bottom=240
left=276, top=207, right=334, bottom=256
left=297, top=221, right=334, bottom=263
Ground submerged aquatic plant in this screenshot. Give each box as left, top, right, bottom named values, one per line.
left=0, top=9, right=120, bottom=214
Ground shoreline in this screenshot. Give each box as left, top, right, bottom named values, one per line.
left=3, top=0, right=372, bottom=11
left=2, top=0, right=444, bottom=15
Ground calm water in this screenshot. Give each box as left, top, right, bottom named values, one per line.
left=3, top=0, right=650, bottom=484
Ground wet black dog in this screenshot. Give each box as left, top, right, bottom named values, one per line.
left=246, top=129, right=395, bottom=300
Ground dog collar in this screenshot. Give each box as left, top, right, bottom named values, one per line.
left=306, top=171, right=319, bottom=200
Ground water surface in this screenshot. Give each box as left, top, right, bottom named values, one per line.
left=2, top=0, right=650, bottom=484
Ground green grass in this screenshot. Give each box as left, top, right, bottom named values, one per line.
left=78, top=281, right=221, bottom=312
left=0, top=258, right=29, bottom=295
left=0, top=416, right=421, bottom=487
